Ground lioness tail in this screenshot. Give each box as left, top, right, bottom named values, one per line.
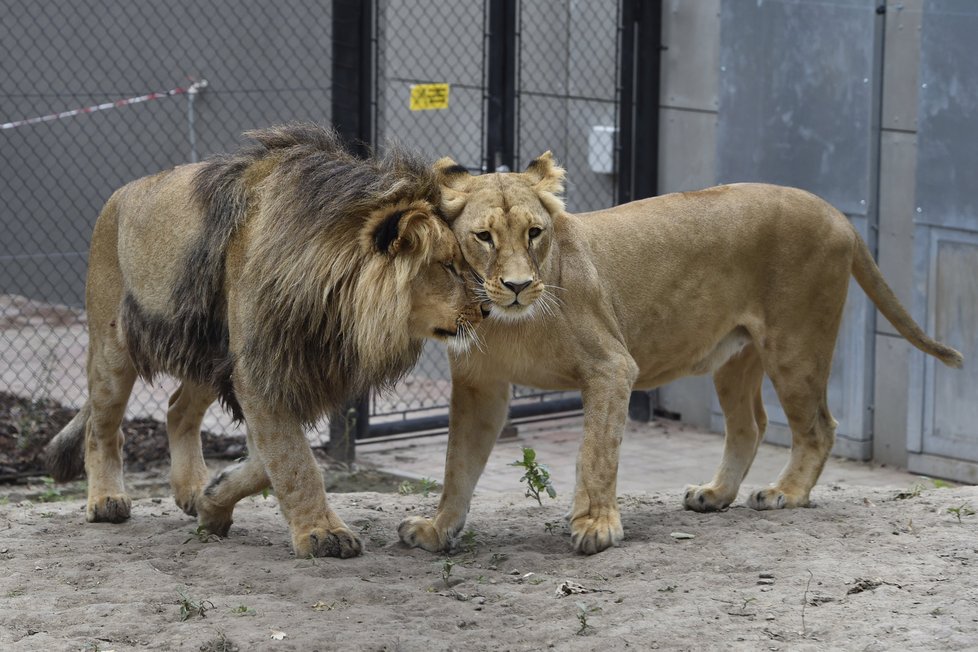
left=44, top=400, right=90, bottom=482
left=850, top=228, right=963, bottom=368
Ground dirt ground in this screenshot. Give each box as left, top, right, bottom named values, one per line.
left=1, top=469, right=977, bottom=651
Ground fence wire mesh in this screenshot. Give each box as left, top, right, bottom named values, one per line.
left=2, top=0, right=625, bottom=442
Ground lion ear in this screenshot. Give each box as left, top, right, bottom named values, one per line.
left=524, top=151, right=565, bottom=195
left=371, top=207, right=432, bottom=256
left=434, top=157, right=471, bottom=219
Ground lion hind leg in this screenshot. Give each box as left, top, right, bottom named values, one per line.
left=84, top=328, right=138, bottom=523
left=195, top=445, right=270, bottom=537
left=685, top=344, right=765, bottom=512
left=167, top=382, right=216, bottom=516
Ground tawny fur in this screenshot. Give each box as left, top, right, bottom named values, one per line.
left=44, top=123, right=482, bottom=558
left=398, top=152, right=963, bottom=556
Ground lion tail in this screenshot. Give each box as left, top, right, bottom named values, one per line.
left=44, top=400, right=91, bottom=482
left=850, top=227, right=963, bottom=368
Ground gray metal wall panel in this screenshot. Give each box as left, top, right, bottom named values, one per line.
left=717, top=0, right=878, bottom=216
left=881, top=0, right=922, bottom=131
left=660, top=0, right=720, bottom=112
left=915, top=2, right=978, bottom=230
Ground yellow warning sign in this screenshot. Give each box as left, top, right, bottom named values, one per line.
left=410, top=83, right=450, bottom=111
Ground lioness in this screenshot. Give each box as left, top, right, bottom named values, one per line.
left=399, top=152, right=963, bottom=555
left=45, top=124, right=482, bottom=558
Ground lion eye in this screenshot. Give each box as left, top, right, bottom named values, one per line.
left=528, top=227, right=542, bottom=239
left=475, top=231, right=493, bottom=243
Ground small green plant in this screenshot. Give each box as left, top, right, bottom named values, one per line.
left=37, top=476, right=63, bottom=503
left=947, top=503, right=975, bottom=523
left=229, top=604, right=256, bottom=616
left=460, top=529, right=478, bottom=554
left=575, top=601, right=600, bottom=635
left=183, top=525, right=221, bottom=544
left=510, top=447, right=557, bottom=505
left=441, top=558, right=456, bottom=587
left=177, top=588, right=214, bottom=621
left=261, top=487, right=271, bottom=499
left=932, top=478, right=952, bottom=489
left=488, top=552, right=509, bottom=568
left=544, top=520, right=559, bottom=535
left=398, top=478, right=440, bottom=498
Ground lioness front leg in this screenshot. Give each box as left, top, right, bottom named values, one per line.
left=398, top=377, right=510, bottom=552
left=571, top=352, right=638, bottom=554
left=243, top=406, right=362, bottom=558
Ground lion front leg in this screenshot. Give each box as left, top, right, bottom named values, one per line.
left=398, top=377, right=510, bottom=552
left=570, top=353, right=638, bottom=554
left=242, top=405, right=362, bottom=558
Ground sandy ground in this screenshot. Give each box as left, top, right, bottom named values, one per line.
left=1, top=479, right=977, bottom=651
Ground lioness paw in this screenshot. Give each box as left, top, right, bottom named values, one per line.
left=397, top=516, right=454, bottom=552
left=747, top=487, right=809, bottom=510
left=570, top=512, right=623, bottom=555
left=295, top=526, right=363, bottom=559
left=683, top=484, right=735, bottom=512
left=86, top=494, right=132, bottom=523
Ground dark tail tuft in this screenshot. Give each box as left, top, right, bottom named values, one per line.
left=44, top=402, right=90, bottom=482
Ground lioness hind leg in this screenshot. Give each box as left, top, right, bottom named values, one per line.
left=84, top=329, right=138, bottom=523
left=685, top=344, right=765, bottom=512
left=166, top=382, right=217, bottom=516
left=749, top=350, right=837, bottom=510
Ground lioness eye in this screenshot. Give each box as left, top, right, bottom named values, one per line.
left=475, top=231, right=493, bottom=243
left=528, top=227, right=542, bottom=239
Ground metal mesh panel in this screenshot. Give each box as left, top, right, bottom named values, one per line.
left=1, top=1, right=333, bottom=435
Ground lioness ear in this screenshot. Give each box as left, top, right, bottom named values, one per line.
left=434, top=157, right=471, bottom=219
left=524, top=151, right=565, bottom=195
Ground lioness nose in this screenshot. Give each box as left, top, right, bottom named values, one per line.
left=502, top=279, right=532, bottom=295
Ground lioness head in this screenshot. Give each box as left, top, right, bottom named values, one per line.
left=434, top=153, right=565, bottom=322
left=362, top=200, right=483, bottom=355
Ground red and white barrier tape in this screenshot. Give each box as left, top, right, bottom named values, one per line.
left=1, top=79, right=208, bottom=131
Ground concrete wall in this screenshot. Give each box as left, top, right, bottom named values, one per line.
left=656, top=0, right=977, bottom=482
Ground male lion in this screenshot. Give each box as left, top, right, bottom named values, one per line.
left=45, top=123, right=482, bottom=558
left=398, top=152, right=963, bottom=555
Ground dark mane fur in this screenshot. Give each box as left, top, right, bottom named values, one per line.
left=124, top=123, right=441, bottom=424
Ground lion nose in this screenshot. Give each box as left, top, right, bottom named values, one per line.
left=502, top=279, right=532, bottom=296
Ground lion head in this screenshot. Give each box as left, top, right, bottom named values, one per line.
left=433, top=153, right=566, bottom=322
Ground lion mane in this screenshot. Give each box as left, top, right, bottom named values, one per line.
left=120, top=123, right=447, bottom=426
left=45, top=124, right=479, bottom=557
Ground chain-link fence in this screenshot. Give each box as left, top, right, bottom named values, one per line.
left=2, top=0, right=655, bottom=443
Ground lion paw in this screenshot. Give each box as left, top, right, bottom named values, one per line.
left=570, top=511, right=623, bottom=555
left=294, top=526, right=363, bottom=559
left=397, top=516, right=453, bottom=552
left=747, top=487, right=809, bottom=510
left=195, top=498, right=233, bottom=537
left=86, top=494, right=132, bottom=523
left=683, top=484, right=735, bottom=512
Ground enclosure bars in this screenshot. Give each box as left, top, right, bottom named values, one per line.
left=326, top=0, right=377, bottom=463
left=618, top=0, right=666, bottom=422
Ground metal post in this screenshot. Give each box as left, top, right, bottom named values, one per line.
left=618, top=0, right=664, bottom=421
left=486, top=0, right=517, bottom=172
left=185, top=79, right=208, bottom=163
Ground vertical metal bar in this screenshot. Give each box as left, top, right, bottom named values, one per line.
left=486, top=0, right=517, bottom=172
left=329, top=0, right=377, bottom=456
left=332, top=0, right=375, bottom=156
left=618, top=0, right=664, bottom=421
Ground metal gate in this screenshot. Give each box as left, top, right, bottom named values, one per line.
left=358, top=0, right=657, bottom=440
